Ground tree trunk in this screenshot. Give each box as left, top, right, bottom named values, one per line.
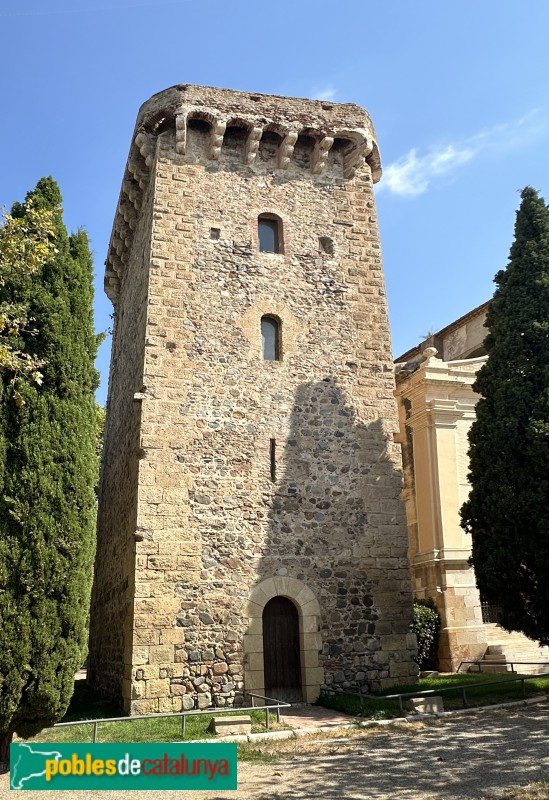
left=0, top=730, right=14, bottom=774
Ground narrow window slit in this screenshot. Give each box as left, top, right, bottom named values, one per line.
left=270, top=439, right=276, bottom=482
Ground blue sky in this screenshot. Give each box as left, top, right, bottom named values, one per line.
left=2, top=0, right=549, bottom=403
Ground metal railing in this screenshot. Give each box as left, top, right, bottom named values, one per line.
left=382, top=672, right=549, bottom=713
left=323, top=672, right=549, bottom=716
left=247, top=693, right=291, bottom=727
left=53, top=694, right=291, bottom=743
left=458, top=660, right=549, bottom=674
left=480, top=600, right=502, bottom=624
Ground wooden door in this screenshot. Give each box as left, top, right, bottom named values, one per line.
left=262, top=596, right=303, bottom=703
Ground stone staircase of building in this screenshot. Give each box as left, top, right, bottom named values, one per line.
left=475, top=625, right=549, bottom=674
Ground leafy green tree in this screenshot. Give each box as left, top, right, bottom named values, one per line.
left=95, top=402, right=106, bottom=498
left=95, top=403, right=106, bottom=463
left=0, top=179, right=99, bottom=770
left=461, top=187, right=549, bottom=645
left=0, top=196, right=56, bottom=399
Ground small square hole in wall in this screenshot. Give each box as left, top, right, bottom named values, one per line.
left=319, top=236, right=334, bottom=256
left=210, top=227, right=221, bottom=240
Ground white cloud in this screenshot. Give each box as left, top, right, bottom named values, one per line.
left=380, top=111, right=544, bottom=197
left=383, top=144, right=475, bottom=197
left=311, top=86, right=337, bottom=101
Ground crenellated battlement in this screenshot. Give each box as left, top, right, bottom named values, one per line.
left=105, top=84, right=381, bottom=304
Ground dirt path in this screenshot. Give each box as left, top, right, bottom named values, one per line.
left=1, top=704, right=548, bottom=799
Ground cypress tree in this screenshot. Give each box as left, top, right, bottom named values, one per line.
left=0, top=178, right=98, bottom=769
left=461, top=187, right=549, bottom=644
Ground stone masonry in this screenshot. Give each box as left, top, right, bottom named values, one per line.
left=88, top=84, right=417, bottom=714
left=395, top=304, right=549, bottom=672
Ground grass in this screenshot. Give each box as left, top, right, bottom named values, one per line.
left=318, top=672, right=549, bottom=719
left=21, top=672, right=549, bottom=752
left=24, top=680, right=285, bottom=745
left=319, top=692, right=401, bottom=719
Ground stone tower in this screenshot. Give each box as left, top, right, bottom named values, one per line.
left=88, top=84, right=417, bottom=714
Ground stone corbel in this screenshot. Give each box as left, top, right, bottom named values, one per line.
left=343, top=138, right=369, bottom=180
left=119, top=200, right=137, bottom=231
left=112, top=234, right=124, bottom=257
left=312, top=135, right=334, bottom=175
left=134, top=132, right=155, bottom=169
left=122, top=179, right=142, bottom=211
left=105, top=254, right=121, bottom=300
left=106, top=274, right=120, bottom=291
left=278, top=130, right=298, bottom=170
left=106, top=270, right=119, bottom=285
left=115, top=219, right=132, bottom=248
left=113, top=232, right=130, bottom=261
left=175, top=111, right=187, bottom=155
left=245, top=126, right=263, bottom=165
left=109, top=253, right=123, bottom=277
left=127, top=159, right=148, bottom=191
left=105, top=262, right=117, bottom=282
left=210, top=118, right=227, bottom=160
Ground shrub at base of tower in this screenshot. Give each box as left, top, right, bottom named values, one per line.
left=461, top=187, right=549, bottom=646
left=411, top=599, right=440, bottom=670
left=0, top=178, right=99, bottom=771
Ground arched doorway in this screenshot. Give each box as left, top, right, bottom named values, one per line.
left=262, top=596, right=303, bottom=702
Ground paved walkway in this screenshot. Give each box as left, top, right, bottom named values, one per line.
left=280, top=704, right=355, bottom=729
left=1, top=703, right=548, bottom=799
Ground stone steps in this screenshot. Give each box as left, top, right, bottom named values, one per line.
left=474, top=633, right=549, bottom=675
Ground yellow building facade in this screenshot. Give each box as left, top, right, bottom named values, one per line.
left=395, top=303, right=549, bottom=672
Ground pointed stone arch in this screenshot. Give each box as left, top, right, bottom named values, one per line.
left=243, top=577, right=323, bottom=703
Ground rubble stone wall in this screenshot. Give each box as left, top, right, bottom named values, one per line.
left=89, top=85, right=417, bottom=713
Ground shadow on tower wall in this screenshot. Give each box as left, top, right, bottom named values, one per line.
left=251, top=375, right=416, bottom=700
